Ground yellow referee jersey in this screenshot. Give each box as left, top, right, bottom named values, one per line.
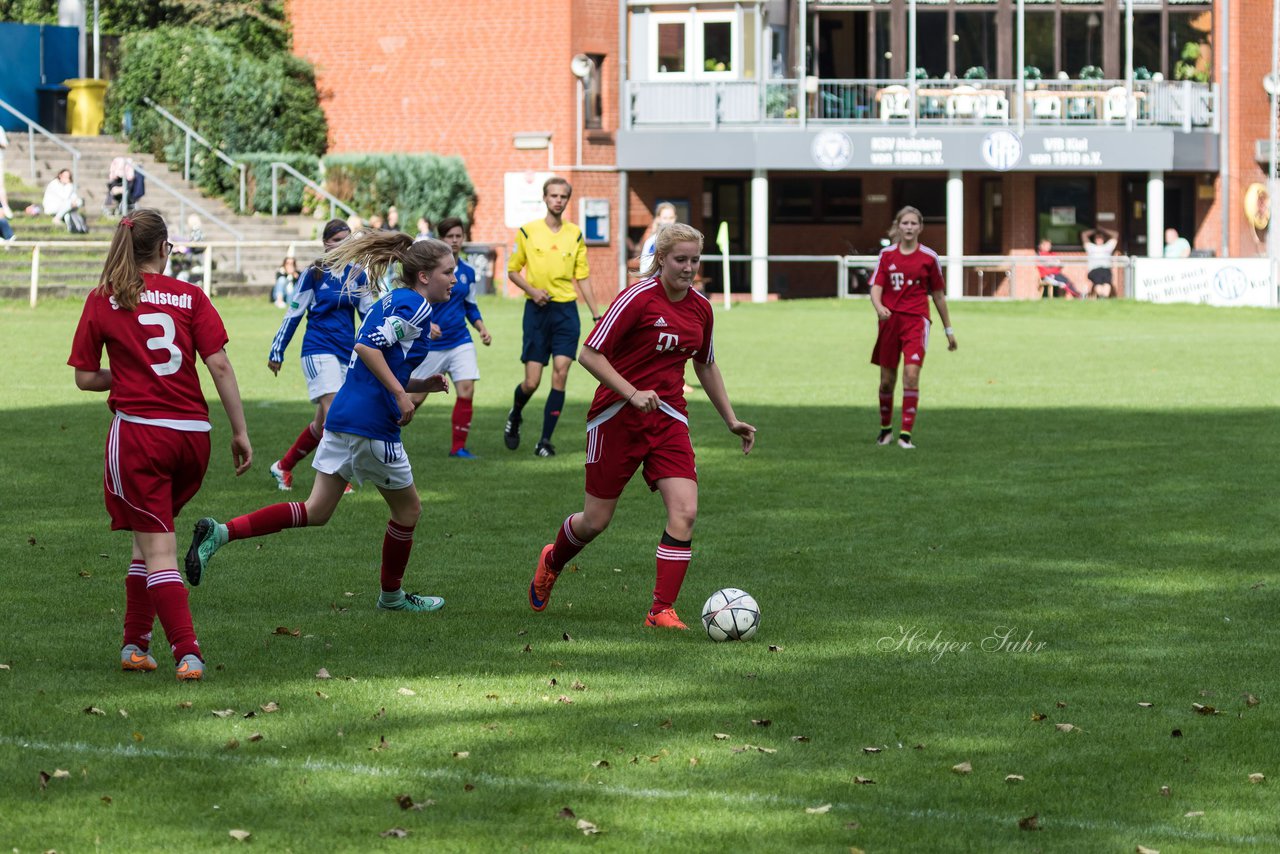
left=508, top=219, right=590, bottom=303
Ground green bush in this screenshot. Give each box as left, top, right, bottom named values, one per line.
left=321, top=154, right=476, bottom=227
left=234, top=153, right=322, bottom=215
left=105, top=25, right=327, bottom=207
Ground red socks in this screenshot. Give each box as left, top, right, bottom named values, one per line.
left=652, top=532, right=692, bottom=613
left=123, top=560, right=154, bottom=650
left=879, top=392, right=894, bottom=429
left=547, top=514, right=588, bottom=573
left=901, top=389, right=919, bottom=435
left=451, top=398, right=473, bottom=454
left=280, top=423, right=322, bottom=471
left=146, top=569, right=199, bottom=662
left=227, top=502, right=308, bottom=541
left=381, top=520, right=415, bottom=592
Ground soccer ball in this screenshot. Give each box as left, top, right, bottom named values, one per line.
left=701, top=588, right=760, bottom=642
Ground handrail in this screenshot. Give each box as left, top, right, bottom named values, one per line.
left=142, top=96, right=247, bottom=212
left=0, top=97, right=81, bottom=187
left=270, top=161, right=355, bottom=220
left=128, top=164, right=246, bottom=271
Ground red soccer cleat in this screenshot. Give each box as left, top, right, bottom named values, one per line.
left=644, top=608, right=688, bottom=630
left=528, top=544, right=558, bottom=612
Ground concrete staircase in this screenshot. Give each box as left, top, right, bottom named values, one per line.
left=2, top=132, right=328, bottom=299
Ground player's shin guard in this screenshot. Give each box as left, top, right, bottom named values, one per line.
left=146, top=569, right=200, bottom=662
left=542, top=388, right=565, bottom=442
left=123, top=560, right=155, bottom=650
left=380, top=520, right=415, bottom=593
left=451, top=398, right=473, bottom=454
left=901, top=389, right=920, bottom=435
left=547, top=514, right=589, bottom=573
left=879, top=392, right=894, bottom=429
left=652, top=531, right=692, bottom=613
left=280, top=423, right=322, bottom=471
left=226, top=502, right=308, bottom=541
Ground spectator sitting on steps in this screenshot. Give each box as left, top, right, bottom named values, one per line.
left=105, top=157, right=145, bottom=215
left=43, top=168, right=84, bottom=228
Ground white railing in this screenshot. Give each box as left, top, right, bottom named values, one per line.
left=628, top=78, right=1218, bottom=131
left=270, top=161, right=355, bottom=220
left=128, top=164, right=247, bottom=270
left=142, top=97, right=247, bottom=212
left=0, top=97, right=82, bottom=187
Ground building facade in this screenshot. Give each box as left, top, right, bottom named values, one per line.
left=286, top=0, right=1264, bottom=300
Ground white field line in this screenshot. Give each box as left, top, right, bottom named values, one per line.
left=1, top=736, right=1273, bottom=847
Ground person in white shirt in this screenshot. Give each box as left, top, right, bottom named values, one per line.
left=636, top=202, right=677, bottom=281
left=1081, top=225, right=1118, bottom=299
left=42, top=168, right=84, bottom=226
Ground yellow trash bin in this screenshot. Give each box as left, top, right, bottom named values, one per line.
left=63, top=79, right=109, bottom=136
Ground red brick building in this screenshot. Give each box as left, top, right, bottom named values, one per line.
left=286, top=1, right=1267, bottom=300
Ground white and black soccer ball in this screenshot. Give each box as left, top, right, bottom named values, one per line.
left=701, top=588, right=760, bottom=642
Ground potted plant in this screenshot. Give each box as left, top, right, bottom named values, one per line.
left=1078, top=65, right=1104, bottom=81
left=1023, top=65, right=1042, bottom=90
left=962, top=66, right=988, bottom=81
left=912, top=67, right=929, bottom=81
left=1132, top=66, right=1152, bottom=81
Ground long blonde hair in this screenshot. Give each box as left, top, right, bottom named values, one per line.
left=321, top=230, right=452, bottom=298
left=96, top=208, right=167, bottom=310
left=888, top=206, right=924, bottom=244
left=642, top=222, right=704, bottom=278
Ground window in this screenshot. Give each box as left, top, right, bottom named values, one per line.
left=1169, top=11, right=1212, bottom=83
left=1024, top=12, right=1055, bottom=77
left=893, top=178, right=946, bottom=224
left=771, top=177, right=862, bottom=225
left=1132, top=12, right=1161, bottom=76
left=650, top=12, right=738, bottom=79
left=1035, top=177, right=1096, bottom=249
left=583, top=54, right=604, bottom=129
left=954, top=11, right=996, bottom=77
left=1062, top=11, right=1103, bottom=77
left=917, top=11, right=948, bottom=78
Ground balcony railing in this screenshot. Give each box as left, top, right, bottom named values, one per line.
left=627, top=78, right=1218, bottom=132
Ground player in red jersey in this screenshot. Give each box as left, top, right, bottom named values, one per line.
left=526, top=223, right=756, bottom=629
left=869, top=206, right=957, bottom=450
left=68, top=209, right=252, bottom=681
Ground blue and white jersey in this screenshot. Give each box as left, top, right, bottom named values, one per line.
left=268, top=264, right=373, bottom=363
left=428, top=259, right=484, bottom=351
left=325, top=288, right=433, bottom=443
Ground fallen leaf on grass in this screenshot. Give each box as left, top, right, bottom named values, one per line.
left=315, top=668, right=331, bottom=679
left=395, top=794, right=432, bottom=810
left=176, top=701, right=192, bottom=709
left=1159, top=786, right=1171, bottom=797
left=84, top=706, right=105, bottom=716
left=463, top=783, right=475, bottom=792
left=453, top=751, right=470, bottom=759
left=862, top=747, right=881, bottom=754
left=591, top=760, right=609, bottom=769
left=768, top=645, right=784, bottom=653
left=79, top=570, right=92, bottom=578
left=557, top=695, right=574, bottom=705
left=1184, top=811, right=1204, bottom=818
left=731, top=744, right=777, bottom=754
left=1055, top=701, right=1068, bottom=709
left=1250, top=581, right=1266, bottom=589
left=844, top=821, right=861, bottom=830
left=38, top=771, right=50, bottom=790
left=225, top=739, right=240, bottom=750
left=1249, top=773, right=1266, bottom=784
left=1030, top=711, right=1047, bottom=721
left=1005, top=775, right=1025, bottom=783
left=0, top=663, right=10, bottom=670
left=752, top=719, right=772, bottom=727
left=576, top=819, right=601, bottom=835
left=315, top=691, right=329, bottom=700
left=556, top=807, right=577, bottom=820
left=228, top=829, right=251, bottom=842
left=247, top=733, right=263, bottom=743
left=118, top=709, right=128, bottom=718
left=1136, top=846, right=1160, bottom=854
left=572, top=680, right=587, bottom=691
left=373, top=707, right=386, bottom=719
left=132, top=732, right=144, bottom=742
left=713, top=733, right=730, bottom=740
left=101, top=795, right=112, bottom=805
left=397, top=688, right=416, bottom=697
left=805, top=803, right=832, bottom=814
left=792, top=736, right=810, bottom=743
left=380, top=828, right=409, bottom=838
left=273, top=626, right=301, bottom=637
left=562, top=633, right=574, bottom=642
left=1171, top=729, right=1182, bottom=738
left=658, top=718, right=672, bottom=729
left=260, top=702, right=280, bottom=713
left=689, top=757, right=700, bottom=766
left=211, top=709, right=235, bottom=718
left=1192, top=703, right=1218, bottom=716
left=1055, top=723, right=1079, bottom=733
left=853, top=776, right=876, bottom=785
left=548, top=678, right=557, bottom=687
left=1138, top=702, right=1154, bottom=708
left=952, top=761, right=972, bottom=775
left=484, top=693, right=498, bottom=700
left=1244, top=693, right=1260, bottom=707
left=370, top=735, right=389, bottom=752
left=1018, top=814, right=1039, bottom=831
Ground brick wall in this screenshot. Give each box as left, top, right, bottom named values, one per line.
left=1221, top=1, right=1273, bottom=257
left=286, top=0, right=622, bottom=296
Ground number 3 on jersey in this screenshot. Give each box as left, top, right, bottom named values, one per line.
left=138, top=312, right=182, bottom=376
left=890, top=272, right=905, bottom=291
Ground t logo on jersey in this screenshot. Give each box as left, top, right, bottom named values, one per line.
left=656, top=331, right=679, bottom=352
left=890, top=272, right=906, bottom=290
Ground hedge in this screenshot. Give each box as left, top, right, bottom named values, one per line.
left=321, top=153, right=477, bottom=227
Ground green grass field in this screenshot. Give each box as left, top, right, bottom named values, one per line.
left=1, top=295, right=1276, bottom=853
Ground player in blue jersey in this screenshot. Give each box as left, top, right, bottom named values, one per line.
left=185, top=233, right=456, bottom=613
left=266, top=219, right=375, bottom=491
left=409, top=217, right=491, bottom=458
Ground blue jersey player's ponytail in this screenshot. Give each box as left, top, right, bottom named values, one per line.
left=323, top=232, right=453, bottom=299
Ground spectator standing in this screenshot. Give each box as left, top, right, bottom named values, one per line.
left=1081, top=226, right=1118, bottom=298
left=416, top=216, right=433, bottom=240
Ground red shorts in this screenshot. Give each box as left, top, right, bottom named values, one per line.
left=584, top=406, right=697, bottom=500
left=871, top=313, right=931, bottom=368
left=104, top=416, right=211, bottom=533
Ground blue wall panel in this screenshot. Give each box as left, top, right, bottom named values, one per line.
left=0, top=23, right=81, bottom=132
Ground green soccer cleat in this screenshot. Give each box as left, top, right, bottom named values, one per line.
left=184, top=517, right=226, bottom=587
left=377, top=591, right=445, bottom=613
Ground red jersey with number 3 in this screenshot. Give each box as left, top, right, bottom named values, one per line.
left=583, top=277, right=715, bottom=422
left=870, top=244, right=944, bottom=318
left=68, top=273, right=229, bottom=424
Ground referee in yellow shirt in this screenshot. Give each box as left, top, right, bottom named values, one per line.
left=505, top=177, right=603, bottom=457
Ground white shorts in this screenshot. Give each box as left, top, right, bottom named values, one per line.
left=302, top=353, right=347, bottom=403
left=312, top=430, right=414, bottom=490
left=411, top=341, right=480, bottom=383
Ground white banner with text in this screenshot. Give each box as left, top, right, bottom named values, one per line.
left=1131, top=259, right=1277, bottom=307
